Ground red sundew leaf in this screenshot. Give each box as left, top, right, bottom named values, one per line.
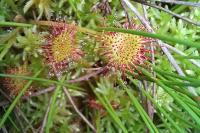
left=99, top=23, right=154, bottom=75
left=42, top=23, right=84, bottom=76
left=2, top=65, right=33, bottom=97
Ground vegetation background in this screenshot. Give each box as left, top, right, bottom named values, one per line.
left=0, top=0, right=200, bottom=133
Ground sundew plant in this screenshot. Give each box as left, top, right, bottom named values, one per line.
left=0, top=0, right=200, bottom=133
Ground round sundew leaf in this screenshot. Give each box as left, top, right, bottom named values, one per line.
left=42, top=24, right=83, bottom=76
left=100, top=30, right=152, bottom=74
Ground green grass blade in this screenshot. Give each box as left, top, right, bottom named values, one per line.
left=95, top=27, right=200, bottom=48
left=68, top=0, right=80, bottom=19
left=139, top=67, right=200, bottom=127
left=94, top=92, right=128, bottom=133
left=152, top=73, right=195, bottom=98
left=178, top=94, right=199, bottom=108
left=187, top=104, right=200, bottom=117
left=118, top=79, right=159, bottom=133
left=154, top=66, right=200, bottom=83
left=161, top=80, right=200, bottom=87
left=128, top=76, right=186, bottom=132
left=2, top=108, right=20, bottom=132
left=156, top=112, right=176, bottom=133
left=167, top=107, right=200, bottom=131
left=141, top=87, right=185, bottom=132
left=0, top=73, right=81, bottom=90
left=45, top=76, right=66, bottom=133
left=0, top=69, right=42, bottom=127
left=174, top=55, right=200, bottom=59
left=0, top=22, right=33, bottom=27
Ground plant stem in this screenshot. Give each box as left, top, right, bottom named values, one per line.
left=33, top=20, right=99, bottom=36
left=0, top=22, right=32, bottom=27
left=95, top=27, right=200, bottom=48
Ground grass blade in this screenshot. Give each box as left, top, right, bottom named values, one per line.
left=45, top=76, right=66, bottom=133
left=118, top=79, right=159, bottom=133
left=0, top=73, right=81, bottom=90
left=94, top=92, right=128, bottom=133
left=128, top=76, right=186, bottom=132
left=139, top=67, right=200, bottom=127
left=95, top=27, right=200, bottom=48
left=0, top=22, right=32, bottom=27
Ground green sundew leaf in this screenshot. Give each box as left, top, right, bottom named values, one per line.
left=95, top=27, right=200, bottom=48
left=0, top=73, right=82, bottom=90
left=139, top=67, right=200, bottom=127
left=0, top=69, right=43, bottom=128
left=94, top=92, right=128, bottom=133
left=118, top=79, right=159, bottom=133
left=45, top=76, right=66, bottom=133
